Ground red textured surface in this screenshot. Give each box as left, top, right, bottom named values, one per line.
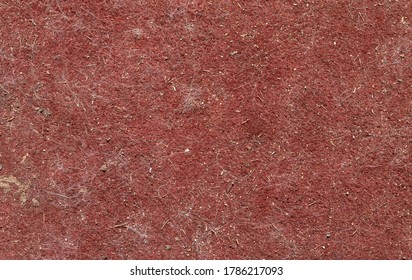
left=0, top=1, right=411, bottom=259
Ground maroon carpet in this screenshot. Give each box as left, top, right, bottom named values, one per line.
left=0, top=1, right=411, bottom=259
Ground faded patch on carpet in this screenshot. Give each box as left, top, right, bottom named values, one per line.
left=0, top=175, right=30, bottom=205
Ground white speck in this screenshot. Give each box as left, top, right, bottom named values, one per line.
left=184, top=148, right=190, bottom=153
left=130, top=28, right=144, bottom=38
